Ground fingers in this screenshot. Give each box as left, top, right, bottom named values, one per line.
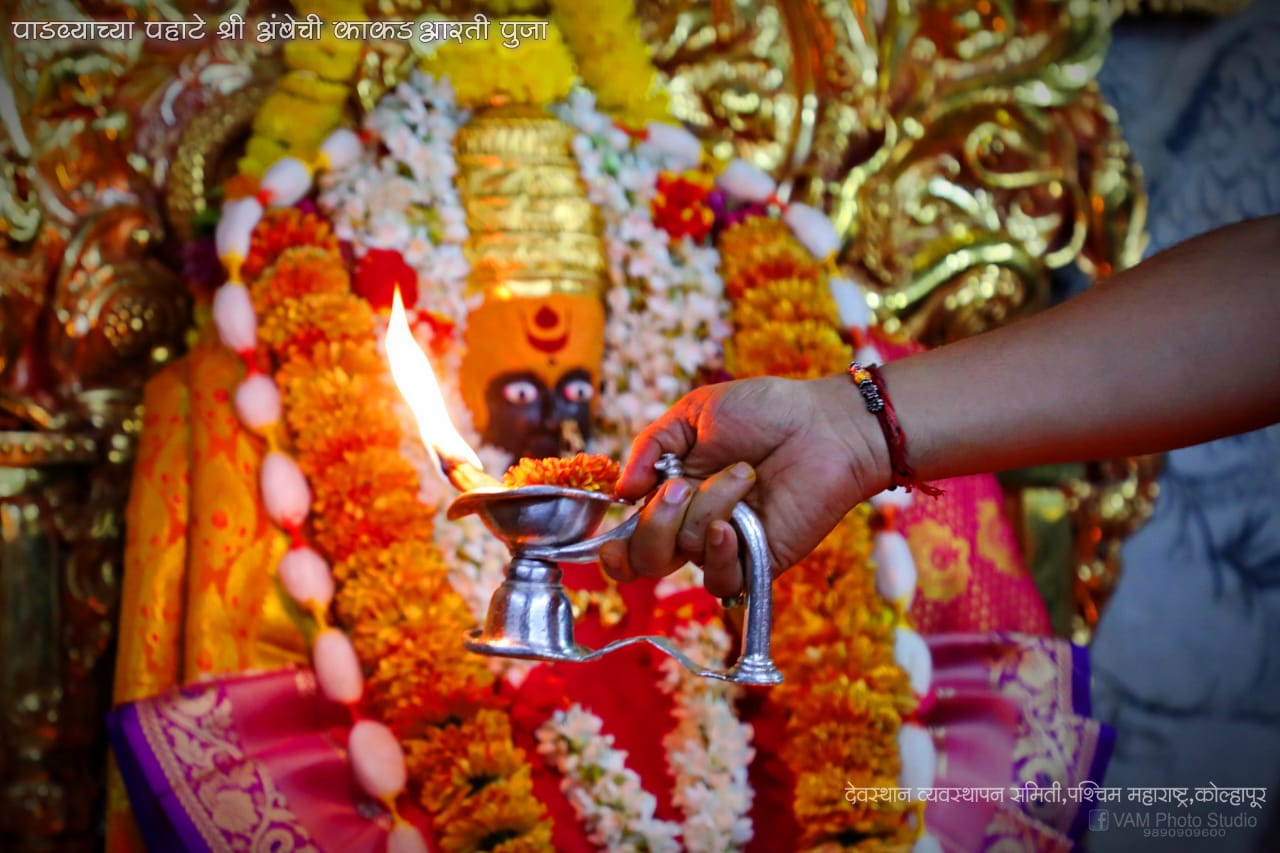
left=626, top=478, right=694, bottom=578
left=617, top=396, right=700, bottom=501
left=675, top=462, right=755, bottom=558
left=683, top=463, right=754, bottom=597
left=599, top=478, right=694, bottom=585
left=603, top=515, right=743, bottom=597
left=601, top=463, right=757, bottom=599
left=702, top=520, right=742, bottom=598
left=598, top=538, right=633, bottom=584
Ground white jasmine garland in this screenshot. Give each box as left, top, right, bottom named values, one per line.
left=555, top=92, right=755, bottom=849
left=319, top=70, right=473, bottom=334
left=654, top=563, right=705, bottom=599
left=660, top=621, right=756, bottom=852
left=555, top=89, right=730, bottom=460
left=537, top=705, right=682, bottom=853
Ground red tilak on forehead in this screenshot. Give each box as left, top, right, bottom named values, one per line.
left=524, top=304, right=570, bottom=354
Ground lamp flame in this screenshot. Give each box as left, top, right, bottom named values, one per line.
left=386, top=288, right=488, bottom=479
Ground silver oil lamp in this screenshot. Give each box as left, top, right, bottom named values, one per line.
left=385, top=294, right=782, bottom=685
left=447, top=453, right=782, bottom=685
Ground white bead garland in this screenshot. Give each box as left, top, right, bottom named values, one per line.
left=259, top=156, right=313, bottom=208
left=233, top=373, right=281, bottom=431
left=893, top=626, right=933, bottom=697
left=318, top=128, right=363, bottom=171
left=212, top=284, right=257, bottom=354
left=873, top=529, right=918, bottom=605
left=912, top=832, right=944, bottom=853
left=313, top=628, right=364, bottom=705
left=644, top=122, right=702, bottom=172
left=278, top=546, right=335, bottom=609
left=897, top=723, right=937, bottom=794
left=782, top=202, right=840, bottom=260
left=260, top=451, right=312, bottom=529
left=386, top=822, right=430, bottom=853
left=348, top=719, right=409, bottom=800
left=828, top=275, right=871, bottom=333
left=215, top=197, right=263, bottom=272
left=855, top=342, right=884, bottom=366
left=213, top=126, right=436, bottom=851
left=716, top=158, right=775, bottom=203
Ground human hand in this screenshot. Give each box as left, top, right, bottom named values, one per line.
left=598, top=374, right=887, bottom=597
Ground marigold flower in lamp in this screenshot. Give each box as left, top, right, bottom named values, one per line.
left=501, top=453, right=621, bottom=493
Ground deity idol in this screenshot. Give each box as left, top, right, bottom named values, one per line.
left=90, top=2, right=1137, bottom=852
left=452, top=107, right=607, bottom=461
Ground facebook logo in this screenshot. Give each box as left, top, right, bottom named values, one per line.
left=1089, top=809, right=1110, bottom=832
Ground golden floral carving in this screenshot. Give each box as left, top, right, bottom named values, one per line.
left=166, top=81, right=275, bottom=242
left=978, top=497, right=1025, bottom=577
left=1067, top=454, right=1163, bottom=642
left=908, top=518, right=973, bottom=604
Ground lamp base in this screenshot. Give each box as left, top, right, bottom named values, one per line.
left=464, top=629, right=593, bottom=663
left=464, top=628, right=785, bottom=685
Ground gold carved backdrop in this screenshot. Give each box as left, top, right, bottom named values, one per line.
left=639, top=0, right=1146, bottom=341
left=1, top=0, right=1156, bottom=848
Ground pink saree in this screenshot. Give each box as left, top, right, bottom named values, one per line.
left=109, top=632, right=1111, bottom=852
left=108, top=669, right=432, bottom=852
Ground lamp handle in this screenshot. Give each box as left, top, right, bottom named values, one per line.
left=722, top=500, right=783, bottom=684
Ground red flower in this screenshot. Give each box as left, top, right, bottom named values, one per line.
left=354, top=248, right=419, bottom=311
left=652, top=171, right=715, bottom=243
left=650, top=587, right=722, bottom=636
left=416, top=309, right=457, bottom=358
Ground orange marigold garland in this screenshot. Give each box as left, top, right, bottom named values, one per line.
left=501, top=452, right=621, bottom=492
left=717, top=215, right=919, bottom=848
left=719, top=218, right=849, bottom=380
left=241, top=220, right=553, bottom=849
left=258, top=291, right=377, bottom=364
left=279, top=362, right=404, bottom=474
left=309, top=447, right=436, bottom=556
left=717, top=216, right=820, bottom=299
left=240, top=207, right=341, bottom=282
left=773, top=521, right=916, bottom=848
left=249, top=243, right=350, bottom=316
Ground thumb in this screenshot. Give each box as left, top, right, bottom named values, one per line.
left=617, top=400, right=699, bottom=500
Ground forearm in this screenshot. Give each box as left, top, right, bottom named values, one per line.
left=872, top=215, right=1280, bottom=483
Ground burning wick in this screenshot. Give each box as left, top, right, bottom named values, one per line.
left=385, top=288, right=501, bottom=493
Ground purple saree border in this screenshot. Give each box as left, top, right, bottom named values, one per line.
left=1066, top=642, right=1117, bottom=846
left=107, top=702, right=213, bottom=853
left=1070, top=642, right=1092, bottom=717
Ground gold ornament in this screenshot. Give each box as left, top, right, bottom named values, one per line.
left=636, top=0, right=1146, bottom=346
left=165, top=81, right=274, bottom=242
left=455, top=105, right=607, bottom=297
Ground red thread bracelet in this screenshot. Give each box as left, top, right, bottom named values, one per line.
left=847, top=362, right=942, bottom=496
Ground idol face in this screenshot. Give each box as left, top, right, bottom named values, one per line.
left=481, top=367, right=594, bottom=460
left=460, top=294, right=606, bottom=462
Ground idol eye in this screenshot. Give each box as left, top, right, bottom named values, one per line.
left=562, top=379, right=595, bottom=404
left=502, top=380, right=540, bottom=405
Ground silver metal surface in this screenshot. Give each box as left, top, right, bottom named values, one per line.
left=446, top=484, right=620, bottom=548
left=448, top=453, right=783, bottom=685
